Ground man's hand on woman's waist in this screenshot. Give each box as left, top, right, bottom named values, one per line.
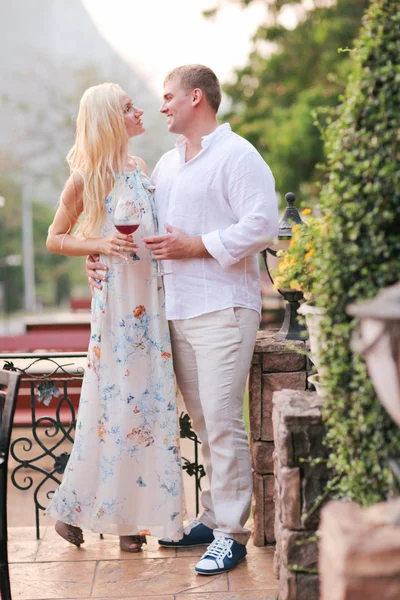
left=86, top=254, right=108, bottom=294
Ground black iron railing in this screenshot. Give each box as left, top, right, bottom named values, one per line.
left=2, top=352, right=205, bottom=539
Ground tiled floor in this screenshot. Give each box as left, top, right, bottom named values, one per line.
left=8, top=527, right=278, bottom=600
left=8, top=422, right=278, bottom=600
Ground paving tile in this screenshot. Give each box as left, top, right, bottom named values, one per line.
left=92, top=557, right=228, bottom=597
left=247, top=543, right=276, bottom=556
left=8, top=526, right=46, bottom=540
left=229, top=553, right=279, bottom=592
left=7, top=517, right=278, bottom=599
left=179, top=593, right=277, bottom=600
left=35, top=533, right=175, bottom=562
left=10, top=560, right=96, bottom=599
left=8, top=539, right=41, bottom=563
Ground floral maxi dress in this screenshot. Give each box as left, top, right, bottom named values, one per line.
left=45, top=168, right=185, bottom=540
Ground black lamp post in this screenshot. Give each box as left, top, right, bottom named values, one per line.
left=262, top=192, right=308, bottom=341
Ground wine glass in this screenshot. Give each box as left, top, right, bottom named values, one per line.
left=151, top=208, right=172, bottom=277
left=113, top=179, right=142, bottom=263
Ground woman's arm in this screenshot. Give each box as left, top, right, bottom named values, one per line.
left=46, top=173, right=137, bottom=258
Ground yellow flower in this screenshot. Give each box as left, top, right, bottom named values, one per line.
left=289, top=280, right=302, bottom=291
left=305, top=249, right=315, bottom=261
left=292, top=224, right=301, bottom=233
left=301, top=208, right=312, bottom=216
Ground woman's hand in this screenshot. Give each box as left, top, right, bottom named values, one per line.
left=98, top=232, right=138, bottom=259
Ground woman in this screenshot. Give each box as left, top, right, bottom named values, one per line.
left=45, top=83, right=185, bottom=552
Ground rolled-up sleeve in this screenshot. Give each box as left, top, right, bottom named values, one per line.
left=202, top=151, right=279, bottom=269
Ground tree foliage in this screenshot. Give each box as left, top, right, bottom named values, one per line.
left=315, top=0, right=400, bottom=503
left=218, top=0, right=369, bottom=200
left=0, top=175, right=86, bottom=312
left=0, top=176, right=23, bottom=312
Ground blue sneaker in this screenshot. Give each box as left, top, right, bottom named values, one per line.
left=158, top=519, right=214, bottom=548
left=195, top=536, right=247, bottom=575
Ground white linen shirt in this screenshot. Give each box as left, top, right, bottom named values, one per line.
left=152, top=123, right=279, bottom=321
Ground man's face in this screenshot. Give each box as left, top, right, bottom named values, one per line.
left=160, top=76, right=193, bottom=135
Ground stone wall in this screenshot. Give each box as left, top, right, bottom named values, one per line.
left=249, top=331, right=330, bottom=599
left=273, top=389, right=329, bottom=600
left=319, top=499, right=400, bottom=600
left=249, top=330, right=308, bottom=546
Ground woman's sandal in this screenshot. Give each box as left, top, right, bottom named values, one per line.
left=119, top=534, right=147, bottom=553
left=55, top=520, right=85, bottom=548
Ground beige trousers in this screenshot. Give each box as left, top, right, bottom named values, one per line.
left=170, top=307, right=260, bottom=545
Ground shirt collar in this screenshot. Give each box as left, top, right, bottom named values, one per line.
left=175, top=123, right=232, bottom=153
left=201, top=123, right=231, bottom=149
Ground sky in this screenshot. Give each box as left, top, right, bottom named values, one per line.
left=82, top=0, right=275, bottom=93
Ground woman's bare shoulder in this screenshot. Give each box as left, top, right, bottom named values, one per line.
left=132, top=156, right=149, bottom=175
left=70, top=171, right=84, bottom=191
left=61, top=172, right=84, bottom=207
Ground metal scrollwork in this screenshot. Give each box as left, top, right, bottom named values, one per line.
left=53, top=452, right=70, bottom=474
left=2, top=352, right=205, bottom=538
left=36, top=381, right=60, bottom=406
left=179, top=411, right=205, bottom=516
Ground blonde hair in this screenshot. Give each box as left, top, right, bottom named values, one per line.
left=66, top=82, right=128, bottom=238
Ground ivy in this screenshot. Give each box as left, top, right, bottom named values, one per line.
left=287, top=565, right=319, bottom=575
left=314, top=0, right=400, bottom=504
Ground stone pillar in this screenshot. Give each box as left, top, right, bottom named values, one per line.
left=273, top=389, right=329, bottom=600
left=319, top=499, right=400, bottom=600
left=249, top=330, right=308, bottom=546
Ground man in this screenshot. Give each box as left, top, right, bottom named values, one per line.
left=88, top=64, right=278, bottom=575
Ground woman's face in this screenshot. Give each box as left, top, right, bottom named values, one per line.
left=120, top=93, right=145, bottom=138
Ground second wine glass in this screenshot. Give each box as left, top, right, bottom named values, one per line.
left=151, top=210, right=172, bottom=277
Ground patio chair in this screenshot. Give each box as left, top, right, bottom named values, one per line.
left=0, top=369, right=21, bottom=600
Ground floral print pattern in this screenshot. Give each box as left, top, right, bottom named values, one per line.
left=45, top=168, right=185, bottom=540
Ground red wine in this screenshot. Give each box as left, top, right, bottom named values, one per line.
left=115, top=224, right=140, bottom=234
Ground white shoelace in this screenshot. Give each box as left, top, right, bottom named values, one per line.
left=183, top=519, right=201, bottom=536
left=206, top=537, right=234, bottom=560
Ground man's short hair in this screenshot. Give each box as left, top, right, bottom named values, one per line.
left=165, top=64, right=222, bottom=113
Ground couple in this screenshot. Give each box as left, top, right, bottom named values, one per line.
left=45, top=64, right=278, bottom=576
